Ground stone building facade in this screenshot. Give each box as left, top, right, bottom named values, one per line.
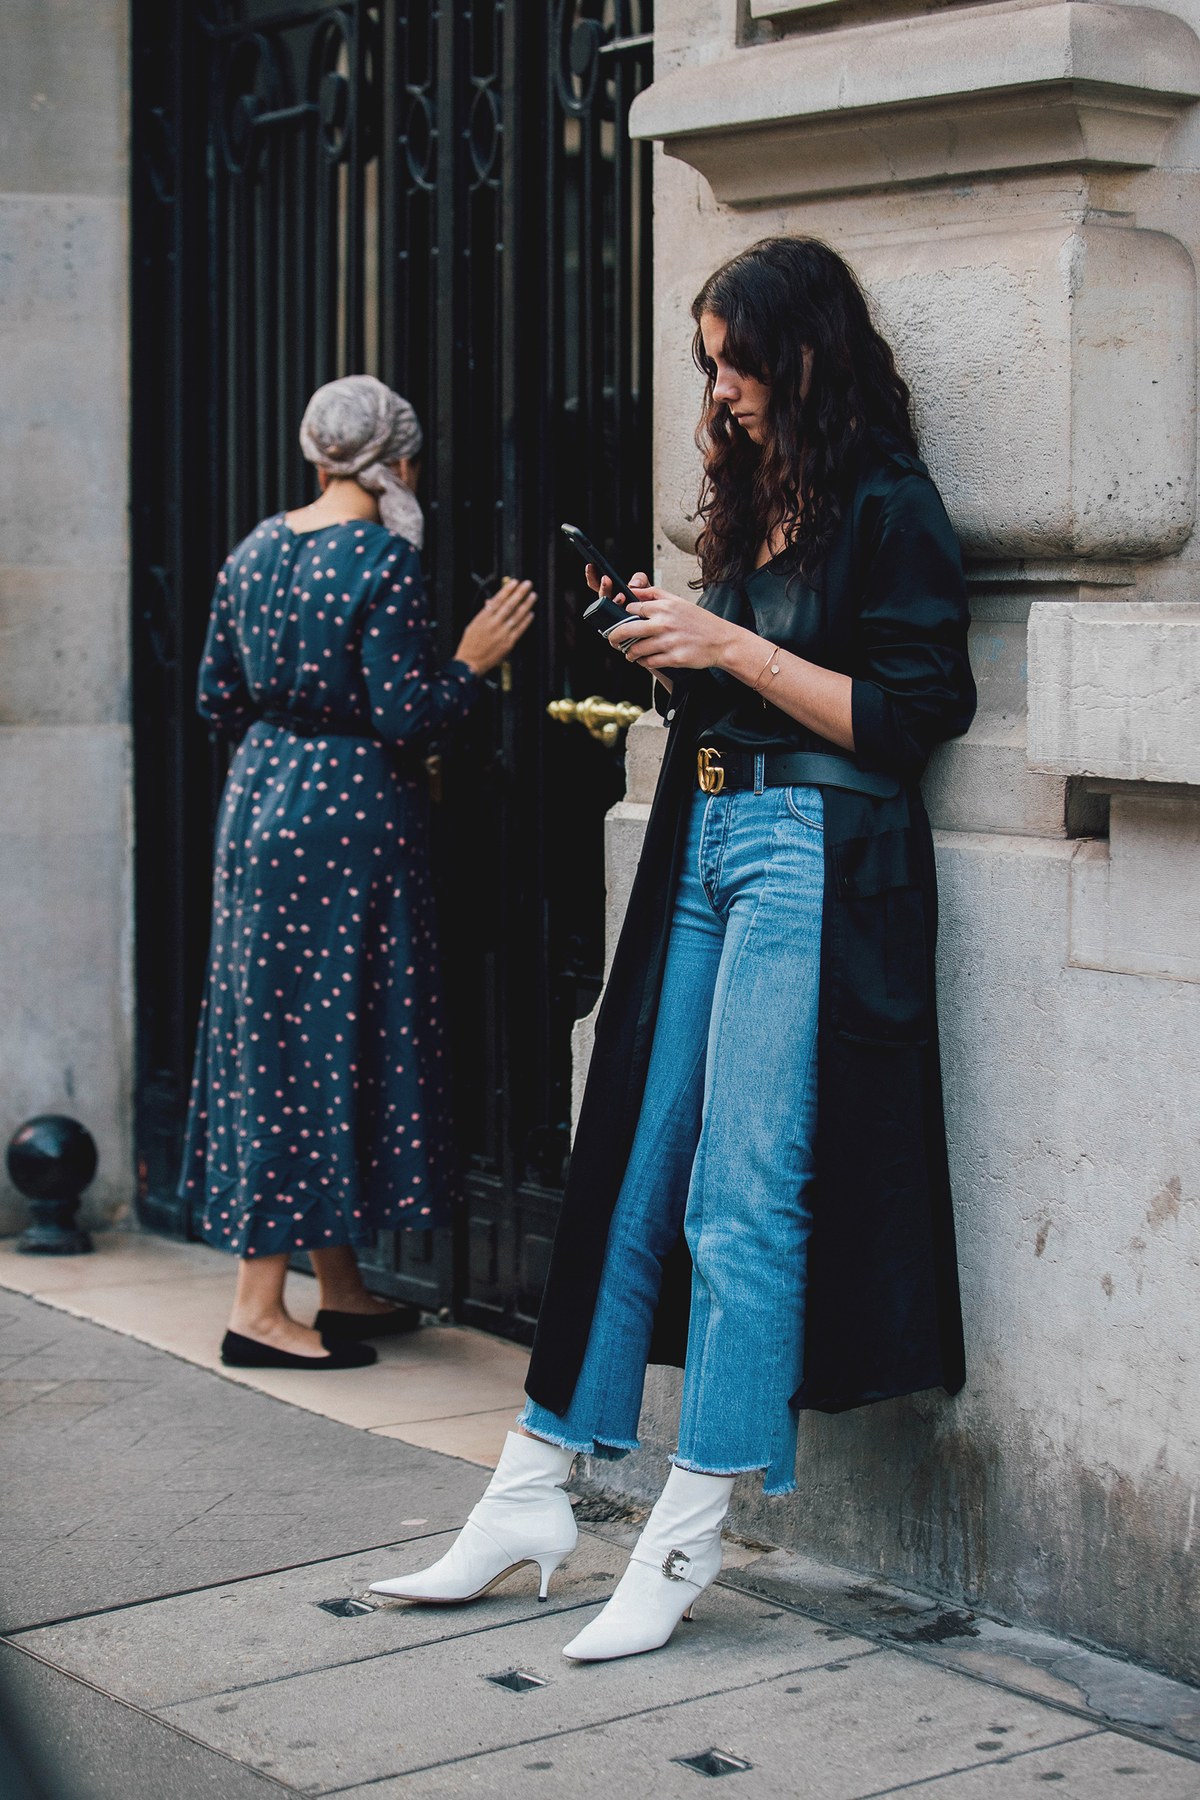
left=576, top=0, right=1200, bottom=1685
left=1, top=0, right=1196, bottom=1685
left=0, top=1, right=132, bottom=1235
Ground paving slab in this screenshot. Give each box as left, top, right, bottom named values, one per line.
left=883, top=1728, right=1200, bottom=1797
left=0, top=1643, right=291, bottom=1800
left=723, top=1550, right=1200, bottom=1761
left=370, top=1405, right=520, bottom=1464
left=4, top=1266, right=1198, bottom=1800
left=0, top=1234, right=224, bottom=1295
left=12, top=1531, right=629, bottom=1709
left=325, top=1644, right=1097, bottom=1799
left=0, top=1291, right=487, bottom=1633
left=35, top=1267, right=245, bottom=1369
left=230, top=1325, right=527, bottom=1433
left=0, top=1232, right=528, bottom=1456
left=925, top=1628, right=1200, bottom=1752
left=159, top=1587, right=879, bottom=1790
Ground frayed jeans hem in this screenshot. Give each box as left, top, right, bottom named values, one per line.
left=671, top=1454, right=797, bottom=1498
left=515, top=1412, right=639, bottom=1462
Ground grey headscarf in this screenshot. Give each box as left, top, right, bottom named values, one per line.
left=299, top=374, right=425, bottom=549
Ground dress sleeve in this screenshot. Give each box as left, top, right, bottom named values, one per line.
left=849, top=473, right=977, bottom=781
left=360, top=540, right=481, bottom=750
left=196, top=558, right=256, bottom=736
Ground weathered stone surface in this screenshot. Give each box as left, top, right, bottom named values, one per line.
left=657, top=225, right=1198, bottom=563
left=1028, top=601, right=1200, bottom=784
left=926, top=604, right=1072, bottom=838
left=0, top=195, right=129, bottom=569
left=875, top=225, right=1196, bottom=561
left=583, top=816, right=1200, bottom=1680
left=14, top=1533, right=626, bottom=1712
left=1069, top=793, right=1200, bottom=980
left=0, top=727, right=132, bottom=1232
left=624, top=705, right=669, bottom=806
left=321, top=1652, right=1102, bottom=1799
left=0, top=1644, right=286, bottom=1800
left=0, top=565, right=128, bottom=727
left=631, top=3, right=1200, bottom=203
left=157, top=1604, right=863, bottom=1791
left=600, top=0, right=1200, bottom=1684
left=349, top=1724, right=1198, bottom=1800
left=0, top=1290, right=487, bottom=1632
left=0, top=2, right=132, bottom=1238
left=0, top=0, right=127, bottom=197
left=571, top=790, right=654, bottom=1126
left=923, top=733, right=1070, bottom=838
left=8, top=1290, right=1195, bottom=1798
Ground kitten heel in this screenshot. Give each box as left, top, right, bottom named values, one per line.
left=536, top=1550, right=571, bottom=1600
left=368, top=1432, right=577, bottom=1606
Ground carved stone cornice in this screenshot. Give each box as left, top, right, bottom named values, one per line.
left=629, top=2, right=1200, bottom=203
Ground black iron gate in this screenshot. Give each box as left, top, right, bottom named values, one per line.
left=130, top=0, right=653, bottom=1338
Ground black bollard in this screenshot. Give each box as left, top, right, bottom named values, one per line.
left=7, top=1116, right=97, bottom=1255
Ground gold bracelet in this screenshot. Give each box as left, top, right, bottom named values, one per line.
left=753, top=643, right=783, bottom=697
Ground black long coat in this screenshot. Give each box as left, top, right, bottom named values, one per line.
left=526, top=437, right=977, bottom=1416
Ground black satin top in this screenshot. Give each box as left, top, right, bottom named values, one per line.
left=653, top=433, right=973, bottom=780
left=687, top=554, right=835, bottom=755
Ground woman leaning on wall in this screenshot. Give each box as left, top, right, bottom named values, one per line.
left=368, top=236, right=977, bottom=1663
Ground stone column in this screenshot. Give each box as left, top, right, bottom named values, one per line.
left=574, top=0, right=1200, bottom=1679
left=0, top=2, right=132, bottom=1232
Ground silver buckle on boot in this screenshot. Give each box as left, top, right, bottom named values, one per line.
left=662, top=1548, right=691, bottom=1581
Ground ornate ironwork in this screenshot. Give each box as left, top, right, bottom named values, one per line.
left=131, top=0, right=654, bottom=1339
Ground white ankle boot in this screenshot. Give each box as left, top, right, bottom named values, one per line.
left=561, top=1465, right=735, bottom=1662
left=369, top=1431, right=577, bottom=1604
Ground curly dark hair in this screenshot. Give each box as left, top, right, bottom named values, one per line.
left=691, top=236, right=916, bottom=586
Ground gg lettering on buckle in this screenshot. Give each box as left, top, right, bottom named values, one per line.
left=697, top=746, right=725, bottom=794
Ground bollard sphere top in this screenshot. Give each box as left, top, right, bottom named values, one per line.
left=6, top=1115, right=98, bottom=1201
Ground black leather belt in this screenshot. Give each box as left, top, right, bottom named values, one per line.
left=259, top=709, right=375, bottom=740
left=696, top=745, right=898, bottom=799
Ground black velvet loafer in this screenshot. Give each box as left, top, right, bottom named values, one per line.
left=220, top=1329, right=378, bottom=1369
left=314, top=1305, right=423, bottom=1342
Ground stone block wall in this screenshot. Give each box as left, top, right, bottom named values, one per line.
left=0, top=1, right=133, bottom=1231
left=574, top=0, right=1200, bottom=1681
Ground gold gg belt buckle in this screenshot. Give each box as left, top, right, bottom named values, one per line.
left=697, top=747, right=725, bottom=794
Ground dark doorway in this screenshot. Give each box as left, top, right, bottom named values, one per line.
left=130, top=0, right=654, bottom=1340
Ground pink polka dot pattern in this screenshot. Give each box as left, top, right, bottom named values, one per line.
left=178, top=514, right=480, bottom=1259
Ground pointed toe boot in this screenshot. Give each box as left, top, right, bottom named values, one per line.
left=562, top=1466, right=735, bottom=1662
left=369, top=1431, right=578, bottom=1604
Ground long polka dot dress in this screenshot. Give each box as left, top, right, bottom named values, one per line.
left=178, top=515, right=480, bottom=1259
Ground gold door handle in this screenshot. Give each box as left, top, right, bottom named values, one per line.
left=547, top=695, right=645, bottom=747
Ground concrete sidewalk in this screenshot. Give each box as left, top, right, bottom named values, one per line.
left=0, top=1233, right=531, bottom=1468
left=2, top=1285, right=1199, bottom=1797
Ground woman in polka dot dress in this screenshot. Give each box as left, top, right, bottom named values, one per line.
left=179, top=376, right=536, bottom=1370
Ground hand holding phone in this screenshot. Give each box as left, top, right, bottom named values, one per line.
left=560, top=523, right=644, bottom=643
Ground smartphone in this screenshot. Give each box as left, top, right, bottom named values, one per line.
left=560, top=522, right=641, bottom=639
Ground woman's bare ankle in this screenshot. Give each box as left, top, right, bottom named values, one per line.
left=311, top=1246, right=392, bottom=1315
left=227, top=1309, right=325, bottom=1355
left=317, top=1287, right=394, bottom=1315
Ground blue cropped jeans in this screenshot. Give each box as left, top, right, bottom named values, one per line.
left=520, top=778, right=825, bottom=1495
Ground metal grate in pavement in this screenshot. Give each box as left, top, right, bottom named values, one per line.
left=674, top=1748, right=753, bottom=1777
left=485, top=1668, right=550, bottom=1693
